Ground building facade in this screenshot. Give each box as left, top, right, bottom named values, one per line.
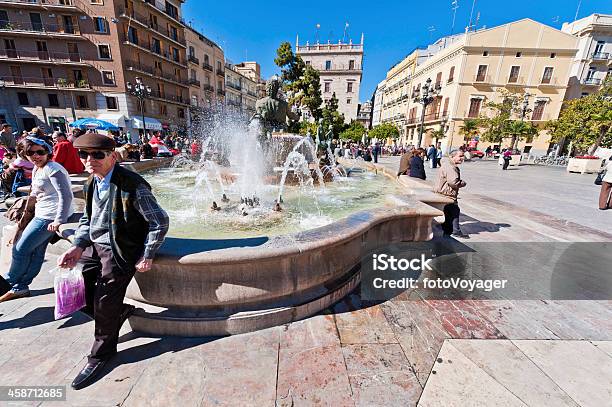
left=0, top=0, right=190, bottom=138
left=562, top=13, right=612, bottom=99
left=400, top=19, right=578, bottom=155
left=355, top=100, right=372, bottom=129
left=225, top=62, right=259, bottom=116
left=186, top=25, right=225, bottom=110
left=296, top=36, right=364, bottom=123
left=371, top=79, right=386, bottom=127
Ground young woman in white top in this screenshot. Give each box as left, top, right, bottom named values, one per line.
left=1, top=137, right=74, bottom=301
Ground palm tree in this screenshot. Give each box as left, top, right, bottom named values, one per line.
left=506, top=120, right=537, bottom=150
left=459, top=119, right=480, bottom=142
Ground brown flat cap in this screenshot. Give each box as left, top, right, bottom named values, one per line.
left=73, top=132, right=116, bottom=151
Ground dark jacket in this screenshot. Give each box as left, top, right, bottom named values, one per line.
left=77, top=164, right=151, bottom=268
left=409, top=156, right=426, bottom=180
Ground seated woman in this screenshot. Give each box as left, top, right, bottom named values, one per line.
left=409, top=148, right=427, bottom=180
left=9, top=145, right=35, bottom=197
left=0, top=137, right=74, bottom=302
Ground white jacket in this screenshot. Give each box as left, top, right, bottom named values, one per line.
left=603, top=160, right=612, bottom=183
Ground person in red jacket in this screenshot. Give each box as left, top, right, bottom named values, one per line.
left=52, top=131, right=85, bottom=174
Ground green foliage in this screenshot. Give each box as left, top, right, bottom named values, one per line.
left=274, top=42, right=323, bottom=120
left=546, top=78, right=612, bottom=154
left=340, top=121, right=367, bottom=142
left=298, top=120, right=318, bottom=136
left=320, top=93, right=346, bottom=137
left=478, top=90, right=527, bottom=144
left=369, top=123, right=399, bottom=141
left=459, top=119, right=480, bottom=142
left=505, top=120, right=538, bottom=144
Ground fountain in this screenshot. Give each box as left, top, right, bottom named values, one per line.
left=96, top=76, right=441, bottom=337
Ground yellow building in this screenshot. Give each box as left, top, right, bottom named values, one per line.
left=401, top=19, right=578, bottom=155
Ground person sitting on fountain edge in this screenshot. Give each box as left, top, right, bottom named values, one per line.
left=57, top=133, right=169, bottom=390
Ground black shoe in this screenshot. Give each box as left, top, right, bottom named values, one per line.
left=452, top=233, right=470, bottom=239
left=119, top=304, right=136, bottom=328
left=71, top=359, right=108, bottom=390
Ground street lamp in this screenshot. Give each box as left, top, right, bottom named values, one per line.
left=414, top=78, right=439, bottom=148
left=520, top=92, right=531, bottom=121
left=126, top=77, right=152, bottom=140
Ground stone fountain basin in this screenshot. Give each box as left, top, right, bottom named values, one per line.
left=123, top=196, right=440, bottom=337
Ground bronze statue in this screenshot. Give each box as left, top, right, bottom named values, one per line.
left=253, top=75, right=299, bottom=133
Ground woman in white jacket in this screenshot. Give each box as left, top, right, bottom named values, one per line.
left=599, top=159, right=612, bottom=210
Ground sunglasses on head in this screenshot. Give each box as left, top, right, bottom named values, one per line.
left=26, top=149, right=48, bottom=157
left=78, top=150, right=110, bottom=160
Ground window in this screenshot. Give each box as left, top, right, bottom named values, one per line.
left=30, top=12, right=43, bottom=31
left=509, top=66, right=520, bottom=83
left=516, top=52, right=522, bottom=57
left=172, top=47, right=180, bottom=62
left=17, top=92, right=29, bottom=105
left=127, top=27, right=139, bottom=45
left=48, top=93, right=59, bottom=107
left=325, top=60, right=331, bottom=70
left=159, top=104, right=167, bottom=115
left=36, top=41, right=49, bottom=59
left=305, top=60, right=310, bottom=65
left=165, top=1, right=178, bottom=19
left=97, top=44, right=111, bottom=59
left=541, top=67, right=554, bottom=84
left=482, top=51, right=489, bottom=57
left=448, top=66, right=455, bottom=83
left=0, top=10, right=8, bottom=29
left=102, top=71, right=115, bottom=85
left=76, top=95, right=89, bottom=109
left=442, top=97, right=450, bottom=116
left=324, top=82, right=331, bottom=93
left=94, top=17, right=108, bottom=33
left=467, top=98, right=482, bottom=118
left=435, top=72, right=442, bottom=88
left=152, top=38, right=161, bottom=54
left=106, top=96, right=118, bottom=110
left=347, top=82, right=353, bottom=93
left=550, top=53, right=556, bottom=58
left=349, top=60, right=355, bottom=70
left=347, top=98, right=351, bottom=104
left=189, top=46, right=195, bottom=58
left=594, top=41, right=605, bottom=54
left=178, top=108, right=185, bottom=118
left=476, top=65, right=487, bottom=81
left=169, top=26, right=178, bottom=41
left=532, top=100, right=546, bottom=120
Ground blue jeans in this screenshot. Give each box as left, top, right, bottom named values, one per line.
left=4, top=217, right=55, bottom=292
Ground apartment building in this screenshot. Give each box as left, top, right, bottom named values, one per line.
left=402, top=19, right=578, bottom=155
left=296, top=36, right=364, bottom=123
left=0, top=0, right=189, bottom=137
left=225, top=62, right=259, bottom=116
left=186, top=25, right=225, bottom=110
left=356, top=100, right=372, bottom=129
left=371, top=79, right=386, bottom=127
left=562, top=13, right=612, bottom=99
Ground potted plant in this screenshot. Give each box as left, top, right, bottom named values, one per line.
left=76, top=79, right=89, bottom=88
left=567, top=155, right=603, bottom=174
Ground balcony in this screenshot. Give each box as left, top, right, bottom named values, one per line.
left=506, top=76, right=525, bottom=85
left=217, top=88, right=225, bottom=96
left=123, top=36, right=187, bottom=68
left=0, top=75, right=92, bottom=90
left=315, top=63, right=362, bottom=73
left=202, top=84, right=214, bottom=92
left=118, top=8, right=186, bottom=47
left=216, top=68, right=225, bottom=77
left=0, top=0, right=86, bottom=12
left=0, top=48, right=88, bottom=65
left=591, top=52, right=610, bottom=61
left=141, top=0, right=187, bottom=27
left=247, top=90, right=257, bottom=97
left=188, top=55, right=199, bottom=65
left=188, top=78, right=200, bottom=87
left=124, top=59, right=189, bottom=87
left=538, top=77, right=558, bottom=87
left=474, top=74, right=492, bottom=84
left=582, top=77, right=602, bottom=86
left=203, top=62, right=213, bottom=72
left=227, top=82, right=241, bottom=91
left=150, top=90, right=188, bottom=106
left=0, top=19, right=81, bottom=37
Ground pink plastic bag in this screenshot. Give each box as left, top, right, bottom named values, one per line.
left=53, top=265, right=86, bottom=320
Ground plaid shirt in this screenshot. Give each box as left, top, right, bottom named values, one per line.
left=134, top=184, right=169, bottom=259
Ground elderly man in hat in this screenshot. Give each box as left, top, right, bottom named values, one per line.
left=58, top=133, right=169, bottom=390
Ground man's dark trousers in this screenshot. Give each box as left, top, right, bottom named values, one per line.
left=80, top=244, right=135, bottom=363
left=442, top=202, right=461, bottom=235
left=502, top=158, right=510, bottom=170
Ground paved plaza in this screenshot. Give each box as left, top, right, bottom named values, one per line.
left=1, top=157, right=611, bottom=406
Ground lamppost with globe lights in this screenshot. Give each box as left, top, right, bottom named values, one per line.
left=414, top=78, right=440, bottom=148
left=126, top=77, right=152, bottom=140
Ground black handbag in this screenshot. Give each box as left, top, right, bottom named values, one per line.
left=595, top=170, right=605, bottom=186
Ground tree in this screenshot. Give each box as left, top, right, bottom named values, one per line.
left=320, top=93, right=346, bottom=137
left=274, top=42, right=323, bottom=120
left=340, top=121, right=366, bottom=142
left=459, top=119, right=480, bottom=142
left=478, top=90, right=530, bottom=148
left=547, top=79, right=612, bottom=154
left=505, top=120, right=538, bottom=149
left=369, top=123, right=399, bottom=141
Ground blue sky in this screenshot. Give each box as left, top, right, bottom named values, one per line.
left=183, top=0, right=612, bottom=103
